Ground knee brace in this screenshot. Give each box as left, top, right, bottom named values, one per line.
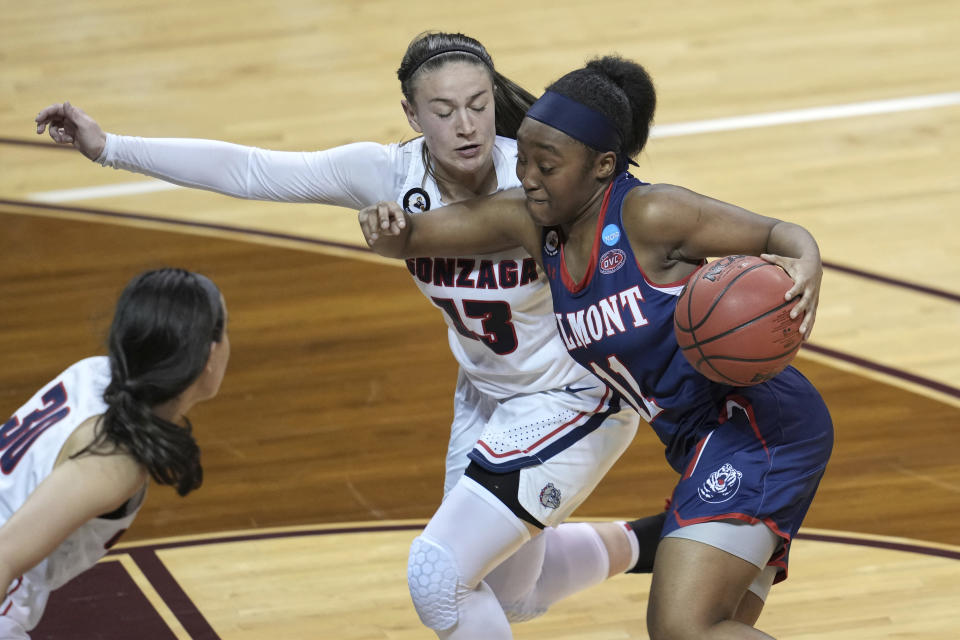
left=407, top=535, right=461, bottom=631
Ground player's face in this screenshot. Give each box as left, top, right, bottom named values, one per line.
left=199, top=296, right=231, bottom=401
left=402, top=61, right=496, bottom=180
left=515, top=118, right=610, bottom=228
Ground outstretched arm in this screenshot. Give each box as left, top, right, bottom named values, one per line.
left=34, top=102, right=397, bottom=207
left=0, top=450, right=146, bottom=595
left=359, top=188, right=542, bottom=261
left=627, top=184, right=822, bottom=338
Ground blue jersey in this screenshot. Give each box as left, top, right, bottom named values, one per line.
left=543, top=174, right=834, bottom=579
left=542, top=173, right=734, bottom=471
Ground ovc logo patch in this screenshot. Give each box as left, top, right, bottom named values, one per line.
left=599, top=249, right=626, bottom=274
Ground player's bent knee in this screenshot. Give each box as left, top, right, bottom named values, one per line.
left=647, top=603, right=708, bottom=640
left=501, top=594, right=548, bottom=624
left=407, top=535, right=461, bottom=631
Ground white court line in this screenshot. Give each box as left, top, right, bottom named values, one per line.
left=27, top=91, right=960, bottom=204
left=650, top=91, right=960, bottom=138
left=28, top=179, right=182, bottom=203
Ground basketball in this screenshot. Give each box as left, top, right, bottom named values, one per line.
left=674, top=255, right=803, bottom=386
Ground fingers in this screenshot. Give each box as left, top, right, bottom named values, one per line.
left=35, top=103, right=66, bottom=135
left=376, top=201, right=406, bottom=234
left=359, top=202, right=406, bottom=246
left=358, top=207, right=379, bottom=245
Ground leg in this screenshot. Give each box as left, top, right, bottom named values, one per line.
left=408, top=477, right=537, bottom=639
left=648, top=537, right=775, bottom=640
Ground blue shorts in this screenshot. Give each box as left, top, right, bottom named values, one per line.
left=661, top=366, right=834, bottom=582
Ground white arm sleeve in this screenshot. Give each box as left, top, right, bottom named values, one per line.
left=96, top=133, right=403, bottom=209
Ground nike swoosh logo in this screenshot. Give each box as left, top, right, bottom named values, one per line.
left=563, top=385, right=595, bottom=394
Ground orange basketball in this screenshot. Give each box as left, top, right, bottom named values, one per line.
left=674, top=255, right=803, bottom=386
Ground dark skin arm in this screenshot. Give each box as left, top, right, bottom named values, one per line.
left=623, top=184, right=822, bottom=338
left=358, top=187, right=543, bottom=264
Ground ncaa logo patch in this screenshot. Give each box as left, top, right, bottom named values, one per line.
left=602, top=224, right=621, bottom=246
left=599, top=249, right=626, bottom=274
left=544, top=229, right=560, bottom=257
left=539, top=483, right=561, bottom=509
left=402, top=187, right=431, bottom=213
left=697, top=463, right=743, bottom=503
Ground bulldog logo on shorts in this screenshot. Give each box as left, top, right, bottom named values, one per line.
left=539, top=483, right=561, bottom=509
left=697, top=463, right=743, bottom=503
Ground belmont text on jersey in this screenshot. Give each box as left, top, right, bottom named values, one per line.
left=553, top=285, right=649, bottom=350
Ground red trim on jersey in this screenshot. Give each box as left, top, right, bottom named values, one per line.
left=559, top=182, right=614, bottom=294
left=719, top=394, right=770, bottom=457
left=476, top=386, right=611, bottom=458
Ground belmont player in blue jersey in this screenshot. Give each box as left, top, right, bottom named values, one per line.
left=361, top=56, right=834, bottom=640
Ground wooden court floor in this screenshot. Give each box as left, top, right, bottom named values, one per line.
left=1, top=0, right=958, bottom=637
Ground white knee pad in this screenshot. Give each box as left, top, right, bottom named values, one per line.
left=408, top=535, right=461, bottom=631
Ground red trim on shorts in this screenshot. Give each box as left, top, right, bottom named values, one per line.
left=719, top=394, right=770, bottom=457
left=670, top=509, right=792, bottom=580
left=672, top=509, right=789, bottom=541
left=476, top=386, right=612, bottom=458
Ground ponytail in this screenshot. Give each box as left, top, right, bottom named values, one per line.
left=74, top=268, right=224, bottom=496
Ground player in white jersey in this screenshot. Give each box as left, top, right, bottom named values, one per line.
left=35, top=32, right=665, bottom=638
left=0, top=269, right=229, bottom=638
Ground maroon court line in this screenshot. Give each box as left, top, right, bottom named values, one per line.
left=109, top=522, right=959, bottom=561
left=0, top=137, right=76, bottom=150
left=801, top=342, right=960, bottom=400
left=127, top=548, right=222, bottom=640
left=2, top=198, right=959, bottom=402
left=2, top=197, right=957, bottom=303
left=795, top=532, right=960, bottom=561
left=0, top=199, right=368, bottom=255
left=822, top=260, right=960, bottom=304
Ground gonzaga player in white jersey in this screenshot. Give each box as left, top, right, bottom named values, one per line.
left=0, top=269, right=229, bottom=637
left=36, top=33, right=665, bottom=638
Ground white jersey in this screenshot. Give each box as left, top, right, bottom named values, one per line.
left=99, top=134, right=594, bottom=399
left=0, top=357, right=141, bottom=631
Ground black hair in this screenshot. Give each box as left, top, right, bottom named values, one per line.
left=75, top=268, right=225, bottom=496
left=545, top=55, right=657, bottom=165
left=397, top=31, right=537, bottom=139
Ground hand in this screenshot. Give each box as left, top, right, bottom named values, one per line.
left=35, top=102, right=107, bottom=160
left=761, top=253, right=821, bottom=340
left=358, top=201, right=407, bottom=247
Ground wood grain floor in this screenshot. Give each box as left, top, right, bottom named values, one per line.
left=1, top=0, right=958, bottom=637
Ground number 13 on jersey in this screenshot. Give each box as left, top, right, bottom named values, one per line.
left=431, top=297, right=519, bottom=356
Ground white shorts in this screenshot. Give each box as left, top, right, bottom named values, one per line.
left=0, top=616, right=28, bottom=639
left=462, top=376, right=639, bottom=527
left=445, top=369, right=499, bottom=497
